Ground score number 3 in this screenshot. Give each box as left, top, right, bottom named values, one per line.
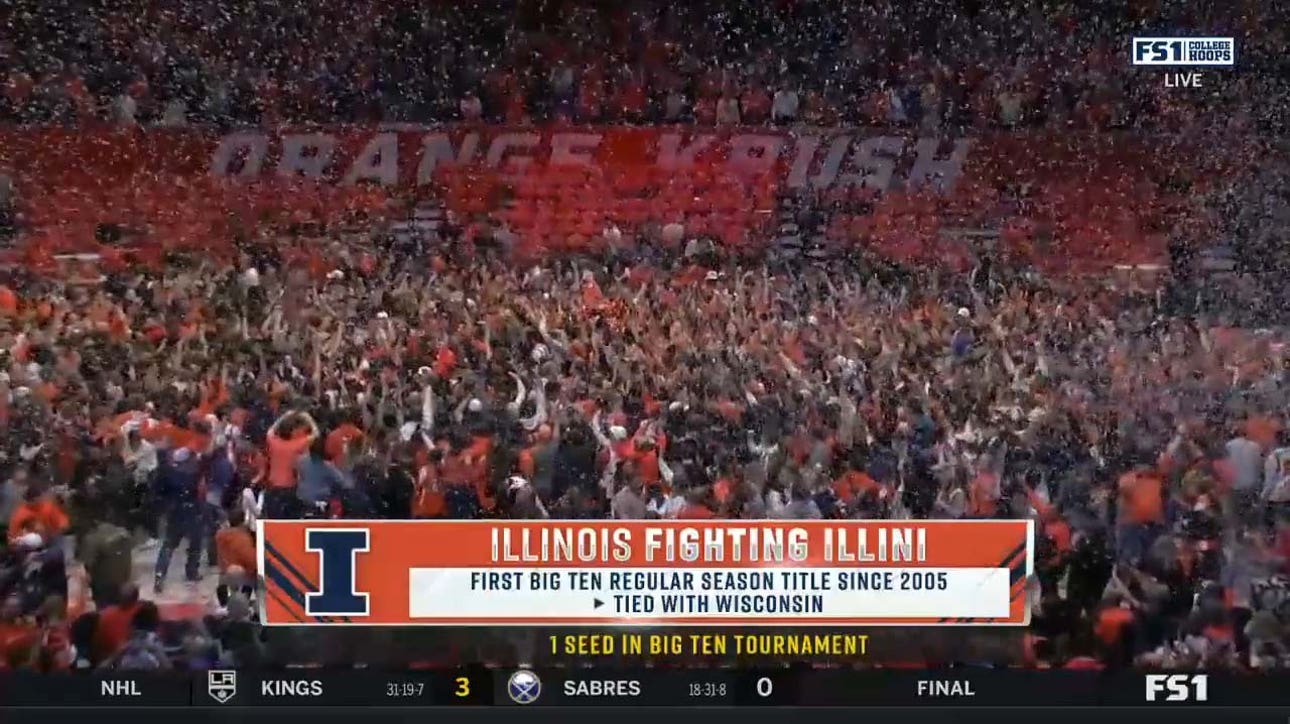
left=456, top=677, right=471, bottom=698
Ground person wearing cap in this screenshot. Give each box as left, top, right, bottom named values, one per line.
left=950, top=307, right=975, bottom=358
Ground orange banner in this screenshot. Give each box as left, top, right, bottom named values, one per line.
left=259, top=520, right=1032, bottom=627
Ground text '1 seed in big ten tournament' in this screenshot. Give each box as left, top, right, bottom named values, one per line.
left=256, top=520, right=1034, bottom=626
left=549, top=633, right=871, bottom=657
left=1131, top=36, right=1235, bottom=89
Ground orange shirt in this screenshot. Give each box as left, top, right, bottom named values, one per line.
left=1247, top=416, right=1279, bottom=451
left=1063, top=657, right=1105, bottom=670
left=1118, top=471, right=1164, bottom=525
left=107, top=309, right=130, bottom=341
left=713, top=477, right=735, bottom=506
left=834, top=471, right=880, bottom=503
left=1095, top=606, right=1135, bottom=645
left=413, top=464, right=446, bottom=518
left=325, top=423, right=365, bottom=463
left=93, top=602, right=140, bottom=661
left=465, top=435, right=492, bottom=464
left=434, top=346, right=458, bottom=378
left=34, top=381, right=60, bottom=404
left=967, top=472, right=1001, bottom=518
left=140, top=419, right=196, bottom=448
left=195, top=379, right=230, bottom=418
left=0, top=285, right=17, bottom=316
left=1029, top=489, right=1057, bottom=521
left=581, top=278, right=605, bottom=311
left=634, top=447, right=661, bottom=485
left=455, top=435, right=494, bottom=509
left=266, top=430, right=312, bottom=488
left=518, top=447, right=537, bottom=479
left=713, top=400, right=743, bottom=424
left=215, top=527, right=258, bottom=575
left=676, top=504, right=715, bottom=519
left=8, top=500, right=70, bottom=542
left=0, top=621, right=37, bottom=667
left=109, top=411, right=145, bottom=433
left=468, top=462, right=495, bottom=512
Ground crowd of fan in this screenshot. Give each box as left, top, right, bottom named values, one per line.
left=1, top=0, right=1290, bottom=676
left=1, top=0, right=1286, bottom=133
left=0, top=221, right=1287, bottom=669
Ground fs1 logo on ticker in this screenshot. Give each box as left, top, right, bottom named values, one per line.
left=1132, top=37, right=1235, bottom=66
left=1144, top=674, right=1209, bottom=703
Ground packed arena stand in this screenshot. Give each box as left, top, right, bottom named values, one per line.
left=0, top=0, right=1288, bottom=675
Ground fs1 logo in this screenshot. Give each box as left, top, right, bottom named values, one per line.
left=304, top=528, right=371, bottom=617
left=1144, top=674, right=1209, bottom=702
left=1132, top=37, right=1235, bottom=66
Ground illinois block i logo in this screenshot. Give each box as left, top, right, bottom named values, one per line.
left=1131, top=37, right=1235, bottom=89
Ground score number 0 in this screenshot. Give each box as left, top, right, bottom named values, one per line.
left=756, top=677, right=773, bottom=698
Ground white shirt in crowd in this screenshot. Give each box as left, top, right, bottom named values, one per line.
left=886, top=87, right=907, bottom=124
left=610, top=487, right=647, bottom=519
left=241, top=487, right=262, bottom=530
left=602, top=222, right=624, bottom=250
left=661, top=221, right=686, bottom=246
left=764, top=488, right=789, bottom=517
left=663, top=91, right=687, bottom=121
left=549, top=65, right=574, bottom=97
left=160, top=99, right=187, bottom=127
left=459, top=94, right=482, bottom=120
left=771, top=88, right=799, bottom=121
left=715, top=96, right=741, bottom=124
left=647, top=495, right=686, bottom=519
left=998, top=91, right=1023, bottom=125
left=119, top=420, right=158, bottom=481
left=1226, top=436, right=1264, bottom=492
left=1263, top=446, right=1290, bottom=502
left=112, top=94, right=137, bottom=125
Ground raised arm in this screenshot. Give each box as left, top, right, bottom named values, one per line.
left=519, top=379, right=548, bottom=432
left=420, top=383, right=437, bottom=439
left=299, top=412, right=321, bottom=438
left=599, top=450, right=620, bottom=496
left=267, top=410, right=296, bottom=437
left=509, top=373, right=527, bottom=411
left=590, top=411, right=612, bottom=449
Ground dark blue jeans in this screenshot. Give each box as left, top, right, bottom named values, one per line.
left=156, top=513, right=203, bottom=584
left=1116, top=521, right=1166, bottom=565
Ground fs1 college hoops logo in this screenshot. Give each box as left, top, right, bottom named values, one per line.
left=1131, top=37, right=1234, bottom=90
